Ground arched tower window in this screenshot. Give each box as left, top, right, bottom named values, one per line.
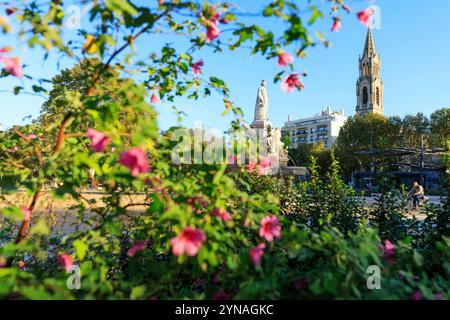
left=362, top=87, right=368, bottom=106
left=376, top=87, right=380, bottom=105
left=364, top=65, right=369, bottom=76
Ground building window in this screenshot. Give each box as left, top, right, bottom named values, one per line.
left=376, top=87, right=380, bottom=105
left=362, top=87, right=368, bottom=106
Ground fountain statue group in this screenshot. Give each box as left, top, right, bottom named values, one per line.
left=251, top=80, right=289, bottom=168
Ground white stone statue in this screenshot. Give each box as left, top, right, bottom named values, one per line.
left=273, top=128, right=282, bottom=153
left=254, top=80, right=268, bottom=121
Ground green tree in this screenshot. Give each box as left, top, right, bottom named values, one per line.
left=429, top=108, right=450, bottom=149
left=401, top=113, right=430, bottom=148
left=35, top=58, right=141, bottom=148
left=289, top=141, right=332, bottom=176
left=335, top=114, right=401, bottom=179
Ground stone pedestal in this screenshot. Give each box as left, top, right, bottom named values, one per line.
left=250, top=119, right=271, bottom=130
left=279, top=154, right=289, bottom=168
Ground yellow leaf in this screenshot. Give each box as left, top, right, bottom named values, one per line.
left=82, top=35, right=98, bottom=55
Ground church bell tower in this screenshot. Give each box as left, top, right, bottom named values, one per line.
left=356, top=28, right=383, bottom=116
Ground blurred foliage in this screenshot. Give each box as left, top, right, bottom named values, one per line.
left=0, top=0, right=448, bottom=300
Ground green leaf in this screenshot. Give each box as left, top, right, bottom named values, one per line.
left=413, top=250, right=424, bottom=267
left=308, top=7, right=324, bottom=26
left=13, top=86, right=23, bottom=95
left=0, top=206, right=25, bottom=221
left=130, top=285, right=146, bottom=300
left=73, top=240, right=88, bottom=261
left=30, top=220, right=50, bottom=236
left=105, top=0, right=138, bottom=16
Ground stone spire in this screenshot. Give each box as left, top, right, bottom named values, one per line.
left=363, top=27, right=376, bottom=57
left=356, top=28, right=383, bottom=116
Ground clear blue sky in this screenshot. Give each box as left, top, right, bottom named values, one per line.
left=1, top=0, right=450, bottom=132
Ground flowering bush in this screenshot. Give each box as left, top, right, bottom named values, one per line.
left=0, top=0, right=448, bottom=300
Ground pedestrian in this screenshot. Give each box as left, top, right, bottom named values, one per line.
left=410, top=181, right=425, bottom=210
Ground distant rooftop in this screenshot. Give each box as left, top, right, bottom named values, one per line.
left=286, top=106, right=346, bottom=124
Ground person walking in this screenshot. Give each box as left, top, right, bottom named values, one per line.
left=88, top=168, right=97, bottom=190
left=410, top=181, right=425, bottom=211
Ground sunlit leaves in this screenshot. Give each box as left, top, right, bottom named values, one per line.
left=308, top=6, right=324, bottom=25
left=105, top=0, right=138, bottom=16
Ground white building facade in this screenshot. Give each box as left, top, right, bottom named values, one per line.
left=282, top=107, right=348, bottom=149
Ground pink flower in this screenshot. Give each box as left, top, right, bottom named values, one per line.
left=18, top=261, right=25, bottom=269
left=211, top=208, right=231, bottom=221
left=207, top=6, right=221, bottom=24
left=127, top=240, right=147, bottom=257
left=7, top=146, right=19, bottom=154
left=0, top=56, right=23, bottom=78
left=281, top=73, right=303, bottom=93
left=57, top=254, right=74, bottom=272
left=120, top=147, right=150, bottom=177
left=0, top=47, right=12, bottom=53
left=87, top=128, right=110, bottom=153
left=188, top=196, right=208, bottom=209
left=211, top=12, right=221, bottom=24
left=212, top=291, right=232, bottom=300
left=257, top=157, right=273, bottom=175
left=343, top=5, right=352, bottom=14
left=228, top=154, right=237, bottom=164
left=151, top=91, right=160, bottom=103
left=434, top=292, right=444, bottom=300
left=170, top=227, right=206, bottom=257
left=206, top=22, right=221, bottom=42
left=259, top=215, right=281, bottom=242
left=331, top=17, right=341, bottom=32
left=248, top=161, right=256, bottom=173
left=26, top=133, right=38, bottom=140
left=357, top=8, right=374, bottom=27
left=380, top=240, right=395, bottom=258
left=411, top=291, right=422, bottom=300
left=192, top=60, right=204, bottom=75
left=277, top=52, right=294, bottom=67
left=249, top=243, right=266, bottom=266
left=5, top=8, right=17, bottom=15
left=158, top=0, right=164, bottom=5
left=21, top=207, right=31, bottom=220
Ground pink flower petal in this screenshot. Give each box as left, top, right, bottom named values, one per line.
left=127, top=240, right=147, bottom=257
left=21, top=207, right=31, bottom=220
left=249, top=243, right=266, bottom=266
left=259, top=215, right=281, bottom=242
left=211, top=208, right=231, bottom=221
left=357, top=8, right=374, bottom=27
left=277, top=52, right=294, bottom=67
left=57, top=254, right=74, bottom=272
left=170, top=227, right=206, bottom=257
left=151, top=92, right=160, bottom=103
left=206, top=22, right=220, bottom=42
left=192, top=60, right=204, bottom=75
left=331, top=17, right=341, bottom=32
left=119, top=147, right=150, bottom=177
left=87, top=128, right=111, bottom=153
left=0, top=56, right=23, bottom=78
